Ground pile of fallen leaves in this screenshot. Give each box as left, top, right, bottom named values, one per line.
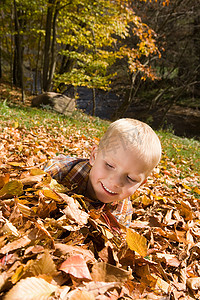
left=0, top=119, right=200, bottom=299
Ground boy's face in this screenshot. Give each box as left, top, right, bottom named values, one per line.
left=87, top=144, right=146, bottom=204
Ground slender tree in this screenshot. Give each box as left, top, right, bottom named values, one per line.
left=13, top=0, right=25, bottom=101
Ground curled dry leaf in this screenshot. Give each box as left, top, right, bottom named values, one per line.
left=187, top=277, right=200, bottom=290
left=29, top=249, right=57, bottom=277
left=91, top=261, right=132, bottom=282
left=156, top=253, right=180, bottom=267
left=2, top=219, right=20, bottom=237
left=0, top=235, right=32, bottom=255
left=20, top=174, right=45, bottom=186
left=62, top=194, right=88, bottom=225
left=81, top=281, right=122, bottom=298
left=54, top=243, right=95, bottom=263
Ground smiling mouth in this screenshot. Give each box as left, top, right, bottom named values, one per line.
left=101, top=182, right=117, bottom=195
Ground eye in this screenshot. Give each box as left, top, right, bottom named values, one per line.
left=127, top=176, right=136, bottom=183
left=105, top=162, right=114, bottom=169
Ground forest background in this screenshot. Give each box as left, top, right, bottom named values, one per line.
left=0, top=0, right=200, bottom=139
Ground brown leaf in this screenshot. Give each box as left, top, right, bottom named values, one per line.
left=62, top=194, right=88, bottom=225
left=156, top=253, right=180, bottom=267
left=20, top=174, right=45, bottom=186
left=54, top=243, right=95, bottom=263
left=81, top=281, right=122, bottom=298
left=63, top=290, right=95, bottom=300
left=0, top=235, right=32, bottom=255
left=29, top=249, right=57, bottom=276
left=2, top=219, right=20, bottom=237
left=91, top=262, right=132, bottom=282
left=187, top=277, right=200, bottom=290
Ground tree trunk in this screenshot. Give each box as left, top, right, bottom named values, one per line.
left=0, top=45, right=2, bottom=79
left=43, top=0, right=59, bottom=92
left=92, top=88, right=96, bottom=116
left=193, top=12, right=200, bottom=95
left=47, top=6, right=59, bottom=91
left=13, top=0, right=25, bottom=102
left=111, top=72, right=139, bottom=120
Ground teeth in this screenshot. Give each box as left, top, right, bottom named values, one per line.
left=102, top=183, right=116, bottom=194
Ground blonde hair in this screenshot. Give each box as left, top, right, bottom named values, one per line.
left=99, top=118, right=161, bottom=177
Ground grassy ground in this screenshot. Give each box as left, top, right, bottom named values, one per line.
left=0, top=92, right=199, bottom=177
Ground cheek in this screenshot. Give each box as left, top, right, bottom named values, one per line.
left=125, top=185, right=138, bottom=196
left=90, top=165, right=105, bottom=183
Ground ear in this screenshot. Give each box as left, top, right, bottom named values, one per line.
left=89, top=144, right=98, bottom=166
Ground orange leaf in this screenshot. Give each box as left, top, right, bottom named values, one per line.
left=0, top=173, right=10, bottom=188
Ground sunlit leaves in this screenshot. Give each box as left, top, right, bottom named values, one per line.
left=0, top=180, right=23, bottom=198
left=4, top=277, right=58, bottom=300
left=126, top=228, right=147, bottom=257
left=55, top=0, right=161, bottom=89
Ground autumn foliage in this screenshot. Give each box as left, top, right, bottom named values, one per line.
left=0, top=100, right=199, bottom=300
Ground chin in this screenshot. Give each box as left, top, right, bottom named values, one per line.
left=97, top=196, right=118, bottom=204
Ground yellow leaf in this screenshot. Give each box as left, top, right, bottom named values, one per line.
left=0, top=180, right=23, bottom=198
left=30, top=168, right=46, bottom=176
left=11, top=265, right=25, bottom=284
left=141, top=194, right=153, bottom=206
left=7, top=162, right=25, bottom=167
left=41, top=189, right=63, bottom=202
left=193, top=187, right=200, bottom=195
left=49, top=179, right=68, bottom=193
left=152, top=274, right=170, bottom=293
left=182, top=183, right=191, bottom=190
left=126, top=228, right=147, bottom=257
left=14, top=121, right=18, bottom=128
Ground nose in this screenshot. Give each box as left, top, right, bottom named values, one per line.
left=109, top=173, right=124, bottom=188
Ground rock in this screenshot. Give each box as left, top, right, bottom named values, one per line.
left=31, top=92, right=75, bottom=116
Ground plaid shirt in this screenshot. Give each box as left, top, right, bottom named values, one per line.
left=44, top=155, right=133, bottom=227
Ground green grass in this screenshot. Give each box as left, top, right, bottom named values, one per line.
left=0, top=100, right=109, bottom=139
left=159, top=130, right=200, bottom=176
left=0, top=99, right=199, bottom=178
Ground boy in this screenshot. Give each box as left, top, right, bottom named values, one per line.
left=44, top=118, right=161, bottom=227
